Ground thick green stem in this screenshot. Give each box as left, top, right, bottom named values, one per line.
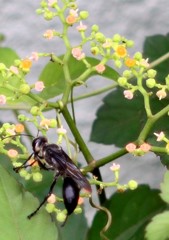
left=83, top=148, right=127, bottom=173
left=61, top=106, right=107, bottom=203
left=61, top=106, right=94, bottom=163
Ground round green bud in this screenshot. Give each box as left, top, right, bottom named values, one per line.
left=33, top=172, right=43, bottom=182
left=44, top=11, right=53, bottom=20
left=25, top=173, right=31, bottom=181
left=134, top=52, right=142, bottom=60
left=45, top=203, right=55, bottom=213
left=0, top=63, right=6, bottom=71
left=36, top=9, right=43, bottom=15
left=56, top=211, right=66, bottom=223
left=95, top=32, right=105, bottom=43
left=91, top=24, right=99, bottom=32
left=146, top=78, right=156, bottom=88
left=18, top=114, right=27, bottom=122
left=69, top=3, right=78, bottom=9
left=126, top=40, right=134, bottom=48
left=30, top=106, right=40, bottom=116
left=147, top=69, right=157, bottom=78
left=19, top=169, right=28, bottom=178
left=79, top=11, right=89, bottom=20
left=40, top=1, right=48, bottom=8
left=123, top=70, right=132, bottom=78
left=114, top=59, right=122, bottom=68
left=2, top=123, right=11, bottom=129
left=14, top=59, right=21, bottom=67
left=19, top=84, right=30, bottom=94
left=112, top=34, right=121, bottom=42
left=91, top=46, right=100, bottom=55
left=49, top=119, right=57, bottom=128
left=128, top=180, right=138, bottom=190
left=74, top=206, right=82, bottom=214
left=118, top=77, right=127, bottom=86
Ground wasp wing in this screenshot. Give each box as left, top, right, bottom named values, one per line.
left=43, top=144, right=92, bottom=192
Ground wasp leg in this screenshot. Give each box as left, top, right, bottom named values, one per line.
left=13, top=153, right=34, bottom=172
left=27, top=172, right=60, bottom=219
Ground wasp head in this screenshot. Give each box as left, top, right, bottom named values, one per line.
left=32, top=136, right=48, bottom=157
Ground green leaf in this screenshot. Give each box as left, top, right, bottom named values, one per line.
left=145, top=211, right=169, bottom=240
left=143, top=33, right=169, bottom=82
left=38, top=56, right=119, bottom=100
left=90, top=88, right=145, bottom=146
left=90, top=87, right=169, bottom=147
left=59, top=212, right=88, bottom=240
left=160, top=170, right=169, bottom=204
left=87, top=185, right=167, bottom=240
left=0, top=47, right=19, bottom=66
left=0, top=164, right=58, bottom=240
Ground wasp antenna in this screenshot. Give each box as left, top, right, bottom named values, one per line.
left=1, top=133, right=34, bottom=140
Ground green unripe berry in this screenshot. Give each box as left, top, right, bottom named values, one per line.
left=134, top=52, right=142, bottom=60
left=25, top=173, right=31, bottom=181
left=56, top=211, right=66, bottom=223
left=44, top=11, right=53, bottom=20
left=79, top=11, right=89, bottom=19
left=91, top=24, right=99, bottom=32
left=46, top=203, right=55, bottom=213
left=33, top=172, right=43, bottom=182
left=113, top=34, right=121, bottom=42
left=40, top=1, right=48, bottom=8
left=74, top=206, right=82, bottom=214
left=114, top=60, right=122, bottom=68
left=147, top=69, right=157, bottom=78
left=30, top=106, right=40, bottom=116
left=18, top=114, right=27, bottom=122
left=128, top=180, right=138, bottom=190
left=19, top=84, right=30, bottom=94
left=14, top=59, right=21, bottom=67
left=49, top=119, right=57, bottom=128
left=2, top=123, right=11, bottom=129
left=126, top=40, right=134, bottom=48
left=118, top=77, right=127, bottom=86
left=36, top=9, right=43, bottom=15
left=91, top=46, right=100, bottom=55
left=0, top=63, right=6, bottom=71
left=123, top=70, right=132, bottom=78
left=146, top=78, right=156, bottom=88
left=19, top=169, right=28, bottom=178
left=95, top=32, right=105, bottom=43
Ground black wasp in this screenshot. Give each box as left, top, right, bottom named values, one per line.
left=14, top=136, right=92, bottom=224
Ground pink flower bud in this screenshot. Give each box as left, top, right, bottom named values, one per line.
left=34, top=81, right=45, bottom=92
left=139, top=143, right=151, bottom=152
left=125, top=143, right=137, bottom=153
left=95, top=63, right=106, bottom=74
left=72, top=47, right=85, bottom=60
left=9, top=66, right=19, bottom=75
left=123, top=90, right=133, bottom=100
left=110, top=163, right=120, bottom=171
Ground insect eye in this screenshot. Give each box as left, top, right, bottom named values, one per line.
left=63, top=177, right=80, bottom=215
left=32, top=136, right=48, bottom=153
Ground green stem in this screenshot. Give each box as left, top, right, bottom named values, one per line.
left=82, top=148, right=127, bottom=173
left=73, top=83, right=118, bottom=102
left=137, top=104, right=169, bottom=143
left=149, top=52, right=169, bottom=69
left=61, top=106, right=107, bottom=203
left=61, top=106, right=94, bottom=163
